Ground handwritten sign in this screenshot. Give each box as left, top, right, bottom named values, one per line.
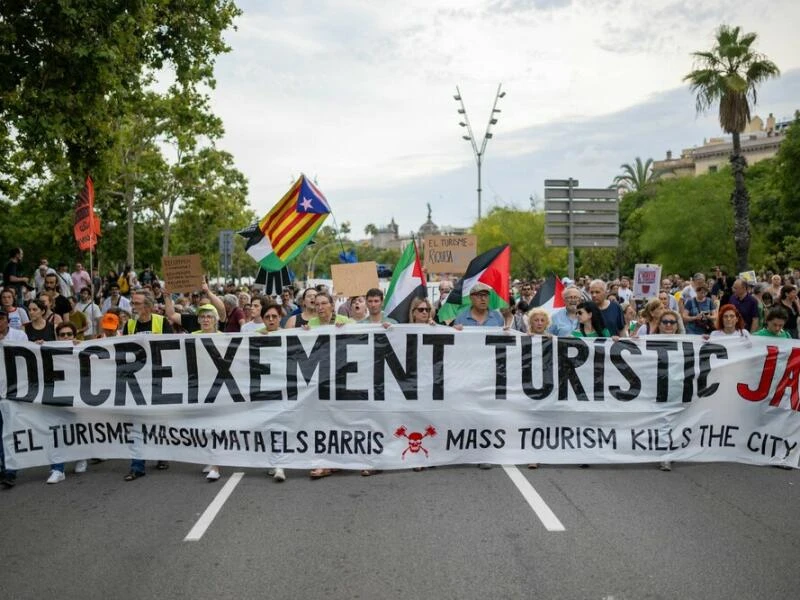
left=162, top=255, right=205, bottom=293
left=331, top=262, right=379, bottom=297
left=423, top=235, right=477, bottom=274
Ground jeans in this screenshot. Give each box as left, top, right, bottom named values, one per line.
left=51, top=463, right=65, bottom=473
left=130, top=459, right=145, bottom=474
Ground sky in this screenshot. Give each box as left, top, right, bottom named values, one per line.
left=208, top=0, right=800, bottom=238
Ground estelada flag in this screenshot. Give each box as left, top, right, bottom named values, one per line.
left=437, top=244, right=511, bottom=322
left=73, top=176, right=101, bottom=251
left=238, top=174, right=330, bottom=271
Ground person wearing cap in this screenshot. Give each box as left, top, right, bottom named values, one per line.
left=452, top=282, right=504, bottom=328
left=98, top=312, right=121, bottom=337
left=164, top=281, right=225, bottom=333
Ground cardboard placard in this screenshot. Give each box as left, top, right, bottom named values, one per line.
left=738, top=270, right=757, bottom=284
left=331, top=262, right=379, bottom=297
left=423, top=235, right=477, bottom=274
left=162, top=254, right=205, bottom=293
left=633, top=264, right=661, bottom=298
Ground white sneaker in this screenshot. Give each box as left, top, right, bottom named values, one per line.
left=74, top=460, right=88, bottom=474
left=46, top=470, right=66, bottom=484
left=206, top=467, right=220, bottom=481
left=659, top=461, right=672, bottom=472
left=273, top=468, right=286, bottom=482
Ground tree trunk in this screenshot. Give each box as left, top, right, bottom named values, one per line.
left=126, top=185, right=135, bottom=267
left=729, top=131, right=750, bottom=273
left=162, top=220, right=171, bottom=257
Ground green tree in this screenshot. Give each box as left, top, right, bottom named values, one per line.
left=472, top=207, right=567, bottom=279
left=684, top=24, right=780, bottom=272
left=613, top=157, right=659, bottom=192
left=0, top=1, right=241, bottom=181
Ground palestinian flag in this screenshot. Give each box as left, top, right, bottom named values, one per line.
left=528, top=273, right=566, bottom=313
left=437, top=245, right=511, bottom=322
left=383, top=240, right=427, bottom=323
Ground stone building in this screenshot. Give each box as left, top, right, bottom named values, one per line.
left=653, top=112, right=793, bottom=178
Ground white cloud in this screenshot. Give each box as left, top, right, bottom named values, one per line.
left=209, top=0, right=800, bottom=238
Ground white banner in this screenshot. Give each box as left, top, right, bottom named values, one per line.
left=2, top=327, right=799, bottom=470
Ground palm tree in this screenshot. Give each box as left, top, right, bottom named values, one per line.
left=613, top=157, right=659, bottom=192
left=684, top=25, right=779, bottom=272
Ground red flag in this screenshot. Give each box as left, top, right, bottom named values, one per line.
left=74, top=176, right=101, bottom=251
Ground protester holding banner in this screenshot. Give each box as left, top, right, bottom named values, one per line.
left=527, top=307, right=551, bottom=336
left=41, top=322, right=89, bottom=484
left=360, top=288, right=397, bottom=326
left=754, top=306, right=792, bottom=338
left=23, top=299, right=57, bottom=343
left=285, top=288, right=317, bottom=328
left=191, top=304, right=227, bottom=481
left=408, top=296, right=435, bottom=326
left=452, top=282, right=504, bottom=329
left=657, top=309, right=685, bottom=336
left=306, top=291, right=354, bottom=328
left=123, top=290, right=173, bottom=480
left=548, top=286, right=581, bottom=337
left=635, top=298, right=666, bottom=337
left=260, top=302, right=283, bottom=335
left=709, top=304, right=750, bottom=339
left=349, top=295, right=368, bottom=322
left=98, top=312, right=121, bottom=337
left=572, top=301, right=610, bottom=338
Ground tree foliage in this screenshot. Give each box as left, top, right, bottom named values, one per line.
left=472, top=207, right=567, bottom=279
left=613, top=157, right=659, bottom=192
left=684, top=24, right=780, bottom=272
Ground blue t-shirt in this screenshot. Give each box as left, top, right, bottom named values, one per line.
left=453, top=309, right=505, bottom=327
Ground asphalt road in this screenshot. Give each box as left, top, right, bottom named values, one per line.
left=1, top=461, right=798, bottom=600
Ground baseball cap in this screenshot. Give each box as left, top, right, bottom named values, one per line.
left=469, top=282, right=492, bottom=295
left=197, top=303, right=219, bottom=319
left=100, top=313, right=120, bottom=330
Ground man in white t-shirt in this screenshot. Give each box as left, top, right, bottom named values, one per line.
left=617, top=276, right=633, bottom=303
left=75, top=287, right=102, bottom=338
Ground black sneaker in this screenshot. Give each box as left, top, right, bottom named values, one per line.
left=156, top=461, right=169, bottom=470
left=1, top=473, right=17, bottom=489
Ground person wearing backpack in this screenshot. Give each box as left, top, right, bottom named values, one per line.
left=682, top=283, right=716, bottom=335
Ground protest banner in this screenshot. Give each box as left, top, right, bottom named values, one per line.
left=2, top=328, right=799, bottom=470
left=633, top=264, right=661, bottom=298
left=423, top=235, right=477, bottom=274
left=162, top=255, right=205, bottom=293
left=331, top=262, right=379, bottom=297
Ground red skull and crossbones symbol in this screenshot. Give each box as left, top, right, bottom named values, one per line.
left=394, top=425, right=437, bottom=459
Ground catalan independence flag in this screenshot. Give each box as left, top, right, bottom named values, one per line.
left=239, top=175, right=330, bottom=271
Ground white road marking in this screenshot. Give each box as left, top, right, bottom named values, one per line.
left=502, top=465, right=566, bottom=532
left=184, top=472, right=245, bottom=541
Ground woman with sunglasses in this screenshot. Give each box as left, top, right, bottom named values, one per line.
left=652, top=308, right=685, bottom=471
left=408, top=297, right=435, bottom=325
left=193, top=304, right=226, bottom=481
left=572, top=301, right=611, bottom=338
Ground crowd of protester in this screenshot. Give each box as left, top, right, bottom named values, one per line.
left=2, top=246, right=798, bottom=487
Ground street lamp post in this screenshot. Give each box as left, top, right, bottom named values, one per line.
left=454, top=83, right=505, bottom=221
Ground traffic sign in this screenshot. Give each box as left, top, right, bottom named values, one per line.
left=544, top=178, right=579, bottom=188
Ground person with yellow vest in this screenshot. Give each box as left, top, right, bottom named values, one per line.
left=123, top=290, right=174, bottom=481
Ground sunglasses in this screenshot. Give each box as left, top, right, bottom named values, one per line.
left=660, top=319, right=678, bottom=326
left=415, top=307, right=431, bottom=313
left=58, top=331, right=75, bottom=338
